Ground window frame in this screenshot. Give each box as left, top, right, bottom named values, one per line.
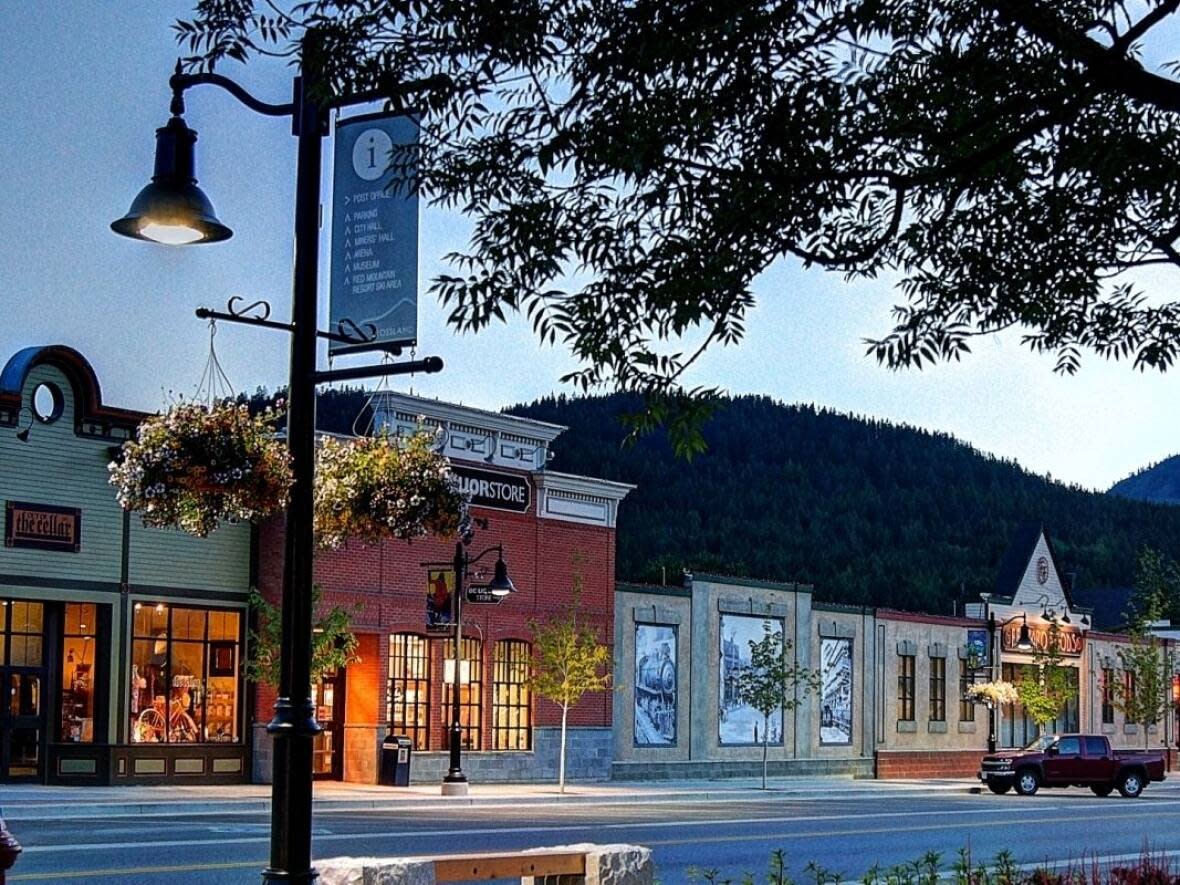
left=129, top=602, right=243, bottom=745
left=897, top=654, right=916, bottom=722
left=387, top=633, right=431, bottom=751
left=958, top=660, right=976, bottom=723
left=441, top=636, right=484, bottom=750
left=1101, top=667, right=1115, bottom=724
left=492, top=639, right=532, bottom=751
left=929, top=656, right=946, bottom=722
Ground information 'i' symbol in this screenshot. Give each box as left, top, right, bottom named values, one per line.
left=352, top=127, right=394, bottom=182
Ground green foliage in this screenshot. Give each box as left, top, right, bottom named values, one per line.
left=1014, top=621, right=1078, bottom=729
left=180, top=1, right=1180, bottom=452
left=735, top=623, right=821, bottom=788
left=1127, top=547, right=1180, bottom=630
left=529, top=569, right=611, bottom=791
left=246, top=586, right=360, bottom=688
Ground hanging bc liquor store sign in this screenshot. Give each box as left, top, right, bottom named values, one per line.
left=328, top=112, right=420, bottom=355
left=451, top=465, right=531, bottom=514
left=1001, top=620, right=1084, bottom=657
left=5, top=501, right=81, bottom=552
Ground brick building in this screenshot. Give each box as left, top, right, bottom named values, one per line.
left=251, top=392, right=632, bottom=784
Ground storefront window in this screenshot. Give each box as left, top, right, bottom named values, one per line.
left=929, top=657, right=946, bottom=722
left=1000, top=662, right=1079, bottom=747
left=492, top=640, right=531, bottom=750
left=60, top=603, right=96, bottom=742
left=130, top=603, right=240, bottom=744
left=897, top=655, right=915, bottom=721
left=1101, top=668, right=1115, bottom=724
left=6, top=601, right=43, bottom=666
left=959, top=662, right=976, bottom=723
left=389, top=633, right=430, bottom=750
left=441, top=637, right=482, bottom=750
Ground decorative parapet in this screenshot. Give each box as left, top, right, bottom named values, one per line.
left=533, top=471, right=634, bottom=528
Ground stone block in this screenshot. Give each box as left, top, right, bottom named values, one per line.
left=318, top=856, right=435, bottom=885
left=522, top=844, right=653, bottom=885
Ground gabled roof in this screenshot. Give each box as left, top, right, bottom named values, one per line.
left=993, top=522, right=1076, bottom=608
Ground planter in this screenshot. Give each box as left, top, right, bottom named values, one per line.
left=109, top=401, right=292, bottom=537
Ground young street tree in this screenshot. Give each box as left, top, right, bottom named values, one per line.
left=736, top=622, right=820, bottom=789
left=1014, top=620, right=1078, bottom=731
left=530, top=595, right=611, bottom=793
left=246, top=586, right=360, bottom=687
left=1112, top=550, right=1178, bottom=749
left=180, top=2, right=1180, bottom=448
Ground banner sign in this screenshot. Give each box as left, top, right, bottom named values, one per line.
left=426, top=568, right=456, bottom=633
left=329, top=112, right=419, bottom=355
left=452, top=465, right=531, bottom=514
left=5, top=501, right=81, bottom=552
left=465, top=585, right=503, bottom=605
left=1001, top=620, right=1084, bottom=657
left=966, top=629, right=989, bottom=666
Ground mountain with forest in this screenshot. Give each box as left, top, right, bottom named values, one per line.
left=507, top=394, right=1180, bottom=615
left=1109, top=456, right=1180, bottom=506
left=269, top=388, right=1180, bottom=616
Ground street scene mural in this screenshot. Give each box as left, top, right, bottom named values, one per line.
left=820, top=637, right=853, bottom=745
left=719, top=615, right=784, bottom=745
left=634, top=624, right=677, bottom=745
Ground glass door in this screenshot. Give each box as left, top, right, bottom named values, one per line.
left=1, top=600, right=47, bottom=781
left=311, top=669, right=345, bottom=780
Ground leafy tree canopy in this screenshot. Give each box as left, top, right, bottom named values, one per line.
left=181, top=1, right=1180, bottom=450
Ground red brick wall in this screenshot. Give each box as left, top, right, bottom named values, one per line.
left=253, top=496, right=617, bottom=749
left=875, top=750, right=988, bottom=779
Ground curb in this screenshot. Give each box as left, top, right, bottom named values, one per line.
left=2, top=782, right=979, bottom=822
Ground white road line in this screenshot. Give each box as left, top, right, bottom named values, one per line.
left=21, top=801, right=1180, bottom=855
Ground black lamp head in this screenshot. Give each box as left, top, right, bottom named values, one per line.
left=488, top=552, right=516, bottom=597
left=111, top=116, right=232, bottom=245
left=1016, top=614, right=1033, bottom=651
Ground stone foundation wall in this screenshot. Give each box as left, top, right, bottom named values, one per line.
left=874, top=749, right=988, bottom=779
left=253, top=725, right=612, bottom=785
left=610, top=756, right=873, bottom=781
left=408, top=727, right=613, bottom=784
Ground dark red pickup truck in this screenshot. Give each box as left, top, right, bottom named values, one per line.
left=979, top=734, right=1166, bottom=798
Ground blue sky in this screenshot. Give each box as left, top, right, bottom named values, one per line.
left=1, top=1, right=1177, bottom=491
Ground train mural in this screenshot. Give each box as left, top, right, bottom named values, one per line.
left=634, top=624, right=677, bottom=745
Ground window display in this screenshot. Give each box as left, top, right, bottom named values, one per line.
left=130, top=603, right=241, bottom=744
left=59, top=603, right=96, bottom=742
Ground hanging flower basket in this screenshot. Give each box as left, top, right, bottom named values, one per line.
left=965, top=680, right=1019, bottom=707
left=109, top=401, right=293, bottom=537
left=314, top=430, right=467, bottom=549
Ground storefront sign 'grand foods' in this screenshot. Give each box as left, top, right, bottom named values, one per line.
left=1001, top=619, right=1084, bottom=656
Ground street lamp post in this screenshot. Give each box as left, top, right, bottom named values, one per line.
left=439, top=541, right=515, bottom=794
left=112, top=30, right=445, bottom=885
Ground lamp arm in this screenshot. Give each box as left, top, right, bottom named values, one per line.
left=466, top=544, right=504, bottom=566
left=170, top=65, right=295, bottom=119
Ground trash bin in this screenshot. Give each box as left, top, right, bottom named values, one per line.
left=379, top=735, right=412, bottom=787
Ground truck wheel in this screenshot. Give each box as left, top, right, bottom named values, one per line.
left=1118, top=772, right=1144, bottom=798
left=1015, top=769, right=1040, bottom=796
left=987, top=781, right=1012, bottom=795
left=1090, top=784, right=1113, bottom=797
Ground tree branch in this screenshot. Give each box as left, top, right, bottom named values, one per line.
left=987, top=0, right=1180, bottom=112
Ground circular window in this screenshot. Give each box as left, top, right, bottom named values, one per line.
left=31, top=382, right=64, bottom=423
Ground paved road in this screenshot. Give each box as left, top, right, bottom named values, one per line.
left=12, top=786, right=1180, bottom=884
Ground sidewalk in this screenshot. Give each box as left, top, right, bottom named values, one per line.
left=0, top=776, right=982, bottom=822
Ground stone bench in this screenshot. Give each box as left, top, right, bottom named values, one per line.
left=318, top=843, right=653, bottom=885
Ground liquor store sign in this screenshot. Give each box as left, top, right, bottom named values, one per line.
left=452, top=465, right=531, bottom=514
left=5, top=501, right=81, bottom=552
